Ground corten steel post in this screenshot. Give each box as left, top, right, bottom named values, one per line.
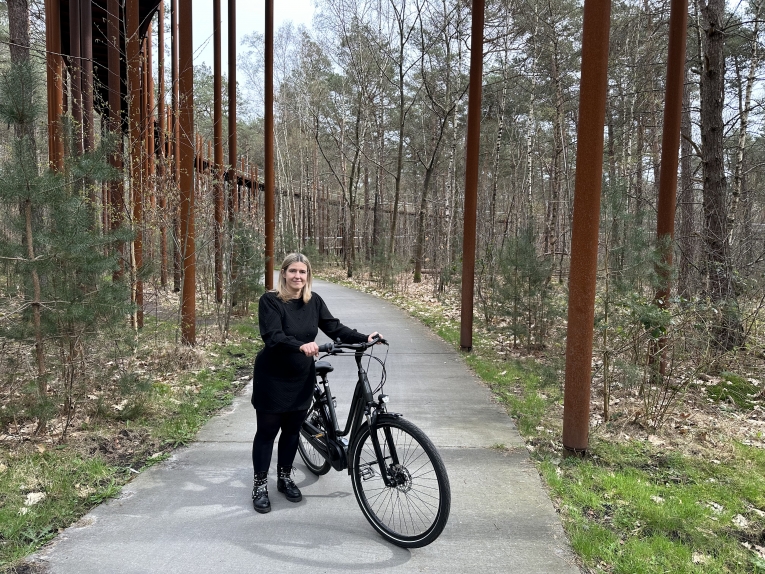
left=227, top=0, right=239, bottom=294
left=147, top=26, right=156, bottom=263
left=459, top=0, right=485, bottom=352
left=107, top=0, right=124, bottom=277
left=179, top=0, right=196, bottom=345
left=655, top=0, right=689, bottom=307
left=158, top=1, right=168, bottom=288
left=69, top=0, right=83, bottom=155
left=127, top=0, right=143, bottom=328
left=80, top=0, right=94, bottom=155
left=171, top=0, right=182, bottom=292
left=44, top=0, right=64, bottom=170
left=264, top=0, right=275, bottom=289
left=562, top=0, right=612, bottom=455
left=228, top=0, right=238, bottom=214
left=147, top=27, right=156, bottom=190
left=213, top=0, right=224, bottom=303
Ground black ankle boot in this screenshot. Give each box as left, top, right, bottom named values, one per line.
left=252, top=471, right=271, bottom=513
left=277, top=466, right=302, bottom=502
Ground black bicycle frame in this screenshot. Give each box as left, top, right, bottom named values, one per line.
left=312, top=349, right=400, bottom=486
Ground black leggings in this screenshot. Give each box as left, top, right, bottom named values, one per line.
left=252, top=409, right=308, bottom=473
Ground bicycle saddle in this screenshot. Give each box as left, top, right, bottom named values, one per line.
left=315, top=360, right=334, bottom=376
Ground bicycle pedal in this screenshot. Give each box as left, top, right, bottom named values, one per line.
left=360, top=465, right=375, bottom=480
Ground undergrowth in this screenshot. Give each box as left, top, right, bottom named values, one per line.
left=319, top=269, right=765, bottom=574
left=0, top=319, right=260, bottom=570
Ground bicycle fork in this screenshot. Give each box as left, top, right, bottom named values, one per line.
left=366, top=410, right=403, bottom=488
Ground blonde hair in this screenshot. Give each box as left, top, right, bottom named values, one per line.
left=276, top=253, right=313, bottom=302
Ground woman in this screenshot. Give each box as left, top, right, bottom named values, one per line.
left=251, top=253, right=381, bottom=513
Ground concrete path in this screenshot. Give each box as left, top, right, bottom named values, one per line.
left=30, top=280, right=580, bottom=573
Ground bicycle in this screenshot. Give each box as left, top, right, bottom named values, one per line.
left=297, top=337, right=451, bottom=548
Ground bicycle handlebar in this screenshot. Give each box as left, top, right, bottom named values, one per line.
left=318, top=335, right=388, bottom=354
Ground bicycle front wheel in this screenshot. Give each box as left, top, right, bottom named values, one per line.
left=298, top=401, right=331, bottom=476
left=350, top=417, right=450, bottom=548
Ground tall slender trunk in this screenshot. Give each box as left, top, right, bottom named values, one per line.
left=700, top=0, right=744, bottom=350
left=729, top=14, right=760, bottom=246
left=678, top=76, right=695, bottom=298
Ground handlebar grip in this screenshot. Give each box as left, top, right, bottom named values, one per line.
left=317, top=342, right=334, bottom=353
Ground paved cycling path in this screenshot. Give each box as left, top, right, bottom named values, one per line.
left=30, top=280, right=580, bottom=574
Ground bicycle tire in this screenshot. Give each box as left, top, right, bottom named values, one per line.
left=298, top=401, right=331, bottom=476
left=350, top=417, right=450, bottom=548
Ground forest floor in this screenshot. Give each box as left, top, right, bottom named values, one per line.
left=2, top=268, right=765, bottom=572
left=0, top=290, right=261, bottom=571
left=316, top=265, right=765, bottom=573
left=317, top=266, right=765, bottom=460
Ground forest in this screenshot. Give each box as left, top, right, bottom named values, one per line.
left=1, top=0, right=765, bottom=570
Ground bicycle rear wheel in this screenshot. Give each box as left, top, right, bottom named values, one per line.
left=298, top=400, right=331, bottom=475
left=350, top=417, right=450, bottom=548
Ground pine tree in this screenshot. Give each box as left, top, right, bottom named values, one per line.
left=0, top=61, right=132, bottom=433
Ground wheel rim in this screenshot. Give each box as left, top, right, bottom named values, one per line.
left=299, top=431, right=326, bottom=469
left=355, top=425, right=443, bottom=540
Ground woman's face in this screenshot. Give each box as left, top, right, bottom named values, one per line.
left=283, top=262, right=309, bottom=296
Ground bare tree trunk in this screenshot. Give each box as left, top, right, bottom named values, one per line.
left=729, top=13, right=760, bottom=246
left=700, top=0, right=744, bottom=350
left=678, top=76, right=695, bottom=298
left=25, top=199, right=47, bottom=426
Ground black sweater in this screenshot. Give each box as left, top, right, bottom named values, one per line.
left=251, top=291, right=368, bottom=412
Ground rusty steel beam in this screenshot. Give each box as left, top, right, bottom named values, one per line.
left=265, top=0, right=275, bottom=289
left=562, top=0, right=613, bottom=455
left=147, top=26, right=155, bottom=190
left=213, top=0, right=224, bottom=303
left=158, top=1, right=168, bottom=288
left=653, top=0, right=689, bottom=374
left=44, top=0, right=64, bottom=170
left=459, top=0, right=485, bottom=352
left=655, top=0, right=689, bottom=304
left=228, top=0, right=237, bottom=222
left=171, top=0, right=181, bottom=293
left=179, top=0, right=196, bottom=345
left=147, top=26, right=156, bottom=264
left=81, top=0, right=94, bottom=156
left=227, top=0, right=239, bottom=301
left=127, top=0, right=143, bottom=328
left=69, top=0, right=83, bottom=155
left=107, top=0, right=124, bottom=277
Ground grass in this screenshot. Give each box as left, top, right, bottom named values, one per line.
left=0, top=449, right=126, bottom=565
left=0, top=318, right=261, bottom=570
left=541, top=442, right=765, bottom=573
left=322, top=272, right=765, bottom=574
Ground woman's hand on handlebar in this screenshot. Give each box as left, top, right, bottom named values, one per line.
left=299, top=342, right=320, bottom=357
left=368, top=332, right=385, bottom=344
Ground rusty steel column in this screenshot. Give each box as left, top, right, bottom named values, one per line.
left=171, top=0, right=182, bottom=293
left=107, top=0, right=124, bottom=277
left=655, top=0, right=689, bottom=305
left=69, top=0, right=83, bottom=155
left=147, top=25, right=156, bottom=264
left=147, top=29, right=156, bottom=186
left=158, top=1, right=168, bottom=288
left=179, top=0, right=196, bottom=345
left=213, top=0, right=224, bottom=303
left=459, top=0, right=485, bottom=352
left=44, top=0, right=64, bottom=170
left=80, top=0, right=94, bottom=154
left=264, top=0, right=275, bottom=289
left=227, top=0, right=238, bottom=300
left=127, top=0, right=143, bottom=328
left=562, top=0, right=612, bottom=455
